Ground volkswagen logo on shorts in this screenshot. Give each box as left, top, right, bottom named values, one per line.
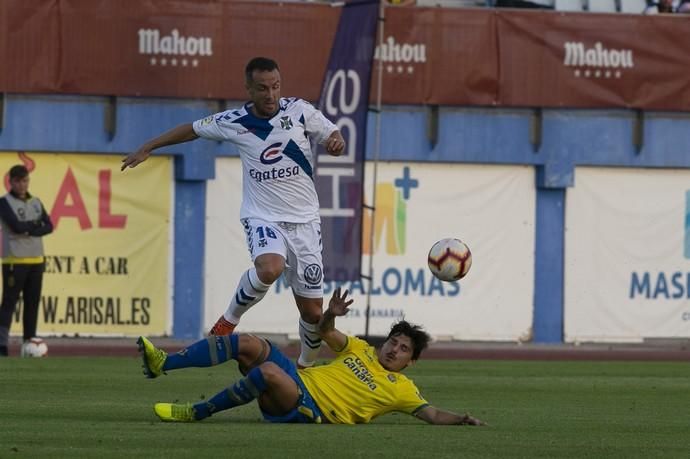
left=259, top=142, right=283, bottom=165
left=304, top=264, right=322, bottom=285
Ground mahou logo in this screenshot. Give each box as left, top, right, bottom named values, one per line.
left=374, top=36, right=427, bottom=75
left=563, top=41, right=634, bottom=79
left=138, top=28, right=213, bottom=68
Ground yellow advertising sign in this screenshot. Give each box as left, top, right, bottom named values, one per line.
left=0, top=152, right=172, bottom=336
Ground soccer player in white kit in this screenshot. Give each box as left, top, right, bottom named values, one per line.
left=122, top=57, right=346, bottom=368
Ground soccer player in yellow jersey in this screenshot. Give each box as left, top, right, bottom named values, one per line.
left=138, top=288, right=485, bottom=426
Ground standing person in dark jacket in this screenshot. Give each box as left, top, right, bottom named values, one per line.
left=0, top=165, right=53, bottom=356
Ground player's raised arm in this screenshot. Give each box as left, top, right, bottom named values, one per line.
left=317, top=288, right=353, bottom=352
left=415, top=405, right=486, bottom=426
left=121, top=123, right=199, bottom=171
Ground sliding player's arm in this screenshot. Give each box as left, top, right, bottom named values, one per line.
left=415, top=406, right=486, bottom=426
left=317, top=288, right=353, bottom=352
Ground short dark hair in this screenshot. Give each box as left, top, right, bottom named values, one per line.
left=9, top=165, right=29, bottom=180
left=386, top=320, right=431, bottom=360
left=245, top=57, right=280, bottom=83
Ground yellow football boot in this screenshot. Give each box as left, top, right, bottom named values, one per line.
left=137, top=336, right=167, bottom=379
left=154, top=403, right=196, bottom=422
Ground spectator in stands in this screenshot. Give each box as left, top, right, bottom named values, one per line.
left=677, top=0, right=690, bottom=12
left=644, top=0, right=676, bottom=13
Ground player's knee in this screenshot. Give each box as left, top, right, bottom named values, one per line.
left=254, top=256, right=285, bottom=284
left=258, top=361, right=282, bottom=383
left=257, top=268, right=281, bottom=284
left=237, top=334, right=261, bottom=354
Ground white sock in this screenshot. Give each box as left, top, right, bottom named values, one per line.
left=297, top=318, right=322, bottom=367
left=223, top=268, right=270, bottom=324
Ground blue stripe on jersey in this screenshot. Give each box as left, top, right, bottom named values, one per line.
left=235, top=110, right=274, bottom=141
left=282, top=140, right=313, bottom=179
left=299, top=114, right=305, bottom=125
left=281, top=97, right=296, bottom=110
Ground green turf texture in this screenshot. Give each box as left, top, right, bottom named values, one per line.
left=1, top=356, right=688, bottom=458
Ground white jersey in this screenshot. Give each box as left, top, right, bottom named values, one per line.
left=193, top=97, right=337, bottom=223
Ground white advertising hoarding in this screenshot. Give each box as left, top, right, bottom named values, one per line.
left=564, top=167, right=690, bottom=342
left=205, top=159, right=535, bottom=340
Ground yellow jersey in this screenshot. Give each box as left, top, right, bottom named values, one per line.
left=298, top=336, right=428, bottom=424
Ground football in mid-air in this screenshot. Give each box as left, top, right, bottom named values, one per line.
left=21, top=337, right=48, bottom=358
left=427, top=238, right=472, bottom=282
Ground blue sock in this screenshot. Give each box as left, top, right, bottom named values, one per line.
left=193, top=366, right=268, bottom=420
left=163, top=335, right=238, bottom=371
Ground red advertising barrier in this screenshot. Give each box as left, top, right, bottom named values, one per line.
left=1, top=0, right=59, bottom=93
left=1, top=1, right=689, bottom=110
left=53, top=0, right=337, bottom=100
left=373, top=7, right=498, bottom=106
left=496, top=11, right=690, bottom=109
left=0, top=0, right=337, bottom=100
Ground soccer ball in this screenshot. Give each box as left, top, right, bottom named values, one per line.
left=21, top=338, right=48, bottom=358
left=427, top=238, right=472, bottom=282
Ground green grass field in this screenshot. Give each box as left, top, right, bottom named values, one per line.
left=1, top=356, right=689, bottom=458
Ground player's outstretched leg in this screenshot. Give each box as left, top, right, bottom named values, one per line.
left=137, top=335, right=240, bottom=379
left=153, top=363, right=272, bottom=422
left=210, top=268, right=270, bottom=335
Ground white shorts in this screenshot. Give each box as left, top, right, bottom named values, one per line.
left=241, top=218, right=323, bottom=298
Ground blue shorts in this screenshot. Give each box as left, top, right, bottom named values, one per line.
left=260, top=342, right=324, bottom=424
